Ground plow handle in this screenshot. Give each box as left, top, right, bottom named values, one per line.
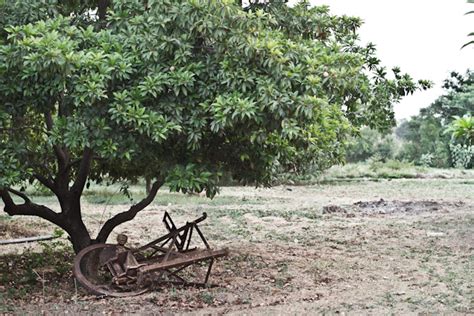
left=192, top=212, right=207, bottom=224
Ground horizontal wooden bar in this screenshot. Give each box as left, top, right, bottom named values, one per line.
left=138, top=248, right=228, bottom=274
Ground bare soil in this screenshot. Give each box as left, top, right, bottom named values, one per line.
left=0, top=222, right=35, bottom=239
left=1, top=179, right=473, bottom=314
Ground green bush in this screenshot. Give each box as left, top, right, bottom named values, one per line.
left=397, top=140, right=450, bottom=168
left=450, top=144, right=474, bottom=169
left=346, top=127, right=396, bottom=163
left=419, top=153, right=434, bottom=167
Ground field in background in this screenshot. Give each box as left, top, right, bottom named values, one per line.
left=1, top=163, right=473, bottom=314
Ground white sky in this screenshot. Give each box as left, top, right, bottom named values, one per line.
left=288, top=0, right=473, bottom=120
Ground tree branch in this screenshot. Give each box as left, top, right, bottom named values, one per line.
left=96, top=178, right=164, bottom=243
left=0, top=189, right=64, bottom=228
left=44, top=111, right=68, bottom=171
left=98, top=0, right=111, bottom=23
left=0, top=188, right=14, bottom=207
left=58, top=91, right=68, bottom=117
left=34, top=173, right=56, bottom=193
left=7, top=188, right=31, bottom=203
left=65, top=158, right=82, bottom=171
left=70, top=147, right=93, bottom=197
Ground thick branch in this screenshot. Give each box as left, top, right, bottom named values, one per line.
left=65, top=158, right=82, bottom=171
left=70, top=147, right=93, bottom=197
left=34, top=173, right=56, bottom=193
left=0, top=189, right=64, bottom=228
left=96, top=179, right=164, bottom=242
left=1, top=188, right=14, bottom=207
left=44, top=112, right=68, bottom=171
left=58, top=91, right=68, bottom=117
left=7, top=188, right=31, bottom=203
left=98, top=0, right=111, bottom=22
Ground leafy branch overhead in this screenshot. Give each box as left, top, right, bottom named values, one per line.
left=0, top=0, right=429, bottom=252
left=463, top=0, right=474, bottom=48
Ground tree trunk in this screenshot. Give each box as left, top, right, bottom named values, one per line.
left=69, top=231, right=93, bottom=254
left=145, top=177, right=151, bottom=195
left=2, top=177, right=163, bottom=254
left=98, top=0, right=111, bottom=22
left=60, top=194, right=93, bottom=253
left=0, top=188, right=93, bottom=254
left=66, top=215, right=92, bottom=254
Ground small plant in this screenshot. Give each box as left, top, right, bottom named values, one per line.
left=368, top=154, right=384, bottom=172
left=0, top=214, right=12, bottom=222
left=450, top=144, right=474, bottom=169
left=445, top=115, right=474, bottom=145
left=276, top=261, right=289, bottom=273
left=0, top=233, right=74, bottom=300
left=274, top=277, right=287, bottom=288
left=168, top=287, right=180, bottom=301
left=419, top=153, right=434, bottom=167
left=199, top=291, right=215, bottom=305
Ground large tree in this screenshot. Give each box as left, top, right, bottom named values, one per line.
left=0, top=0, right=429, bottom=252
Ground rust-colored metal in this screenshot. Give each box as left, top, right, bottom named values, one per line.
left=72, top=212, right=229, bottom=297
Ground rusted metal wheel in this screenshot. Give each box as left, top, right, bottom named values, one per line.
left=73, top=243, right=148, bottom=297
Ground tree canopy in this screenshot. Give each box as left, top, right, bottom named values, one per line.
left=0, top=0, right=429, bottom=252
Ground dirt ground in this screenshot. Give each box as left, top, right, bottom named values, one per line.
left=1, top=178, right=473, bottom=314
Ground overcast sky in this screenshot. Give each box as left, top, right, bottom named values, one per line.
left=287, top=0, right=473, bottom=120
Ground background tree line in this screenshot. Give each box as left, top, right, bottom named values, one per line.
left=346, top=70, right=474, bottom=169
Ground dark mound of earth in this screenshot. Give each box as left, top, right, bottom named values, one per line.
left=323, top=199, right=465, bottom=216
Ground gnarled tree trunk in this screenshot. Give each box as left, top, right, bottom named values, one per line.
left=1, top=177, right=164, bottom=253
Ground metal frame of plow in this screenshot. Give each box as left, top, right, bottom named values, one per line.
left=73, top=212, right=228, bottom=297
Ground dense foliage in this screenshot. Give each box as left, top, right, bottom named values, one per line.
left=345, top=127, right=395, bottom=163
left=0, top=0, right=428, bottom=251
left=346, top=71, right=474, bottom=169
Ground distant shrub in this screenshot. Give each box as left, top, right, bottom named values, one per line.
left=450, top=144, right=474, bottom=169
left=396, top=140, right=450, bottom=168
left=419, top=153, right=434, bottom=167
left=384, top=159, right=412, bottom=170
left=346, top=127, right=396, bottom=163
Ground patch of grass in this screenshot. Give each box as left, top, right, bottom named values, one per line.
left=274, top=161, right=430, bottom=185
left=84, top=193, right=141, bottom=205
left=265, top=230, right=292, bottom=242
left=298, top=208, right=323, bottom=220
left=320, top=162, right=474, bottom=182
left=82, top=185, right=266, bottom=206
left=154, top=192, right=266, bottom=207
left=227, top=254, right=267, bottom=270
left=272, top=262, right=292, bottom=289
left=404, top=296, right=424, bottom=307
left=228, top=225, right=252, bottom=239
left=211, top=207, right=321, bottom=222
left=213, top=208, right=248, bottom=219
left=382, top=292, right=396, bottom=307
left=275, top=261, right=289, bottom=273
left=0, top=214, right=12, bottom=222
left=274, top=277, right=287, bottom=288
left=0, top=240, right=74, bottom=300
left=199, top=291, right=215, bottom=305
left=307, top=260, right=333, bottom=277
left=0, top=292, right=15, bottom=313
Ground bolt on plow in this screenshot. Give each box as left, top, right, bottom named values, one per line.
left=73, top=212, right=228, bottom=297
